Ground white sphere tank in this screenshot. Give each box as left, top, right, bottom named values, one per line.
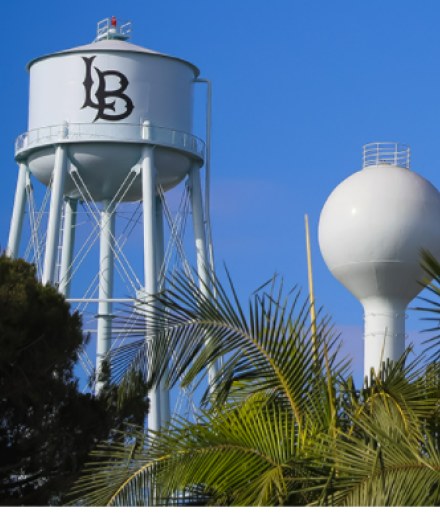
left=319, top=144, right=440, bottom=379
left=15, top=33, right=203, bottom=201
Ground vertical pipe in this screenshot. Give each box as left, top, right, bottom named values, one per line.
left=305, top=214, right=317, bottom=358
left=59, top=198, right=78, bottom=298
left=195, top=79, right=215, bottom=276
left=7, top=163, right=28, bottom=259
left=156, top=196, right=170, bottom=426
left=142, top=144, right=161, bottom=431
left=195, top=80, right=222, bottom=370
left=42, top=143, right=67, bottom=285
left=96, top=199, right=116, bottom=394
left=189, top=162, right=218, bottom=384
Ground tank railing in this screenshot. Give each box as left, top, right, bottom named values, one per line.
left=363, top=143, right=410, bottom=169
left=118, top=21, right=132, bottom=37
left=96, top=19, right=108, bottom=40
left=15, top=123, right=205, bottom=159
left=96, top=18, right=132, bottom=41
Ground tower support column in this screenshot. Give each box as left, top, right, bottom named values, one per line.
left=96, top=199, right=116, bottom=393
left=42, top=143, right=68, bottom=285
left=7, top=163, right=28, bottom=259
left=142, top=145, right=161, bottom=431
left=59, top=198, right=78, bottom=298
left=189, top=162, right=219, bottom=384
left=363, top=298, right=406, bottom=381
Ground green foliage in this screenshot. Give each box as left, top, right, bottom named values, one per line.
left=72, top=262, right=440, bottom=507
left=0, top=255, right=149, bottom=505
left=414, top=248, right=440, bottom=363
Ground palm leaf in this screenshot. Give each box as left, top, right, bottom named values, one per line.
left=71, top=396, right=333, bottom=506
left=111, top=270, right=347, bottom=425
left=306, top=403, right=440, bottom=506
left=414, top=248, right=440, bottom=362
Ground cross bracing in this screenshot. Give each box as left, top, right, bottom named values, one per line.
left=18, top=169, right=201, bottom=424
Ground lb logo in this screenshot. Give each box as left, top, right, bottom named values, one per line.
left=81, top=56, right=134, bottom=121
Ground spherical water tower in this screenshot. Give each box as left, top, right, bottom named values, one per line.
left=8, top=17, right=217, bottom=429
left=319, top=143, right=440, bottom=380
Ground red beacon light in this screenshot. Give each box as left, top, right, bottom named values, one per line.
left=111, top=16, right=117, bottom=27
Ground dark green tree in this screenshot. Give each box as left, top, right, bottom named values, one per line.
left=0, top=255, right=149, bottom=506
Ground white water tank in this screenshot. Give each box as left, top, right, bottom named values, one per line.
left=319, top=143, right=440, bottom=378
left=16, top=26, right=202, bottom=201
left=8, top=18, right=215, bottom=429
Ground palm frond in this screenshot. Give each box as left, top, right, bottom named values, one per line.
left=306, top=402, right=440, bottom=506
left=352, top=348, right=440, bottom=433
left=414, top=248, right=440, bottom=362
left=111, top=270, right=347, bottom=424
left=71, top=397, right=333, bottom=507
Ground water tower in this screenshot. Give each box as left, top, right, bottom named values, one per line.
left=7, top=17, right=217, bottom=430
left=319, top=143, right=440, bottom=380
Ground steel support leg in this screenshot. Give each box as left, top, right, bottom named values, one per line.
left=96, top=199, right=116, bottom=393
left=59, top=198, right=78, bottom=298
left=189, top=162, right=219, bottom=385
left=156, top=196, right=170, bottom=426
left=42, top=144, right=68, bottom=285
left=142, top=145, right=161, bottom=431
left=7, top=163, right=28, bottom=259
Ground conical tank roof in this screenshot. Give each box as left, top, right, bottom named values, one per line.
left=26, top=39, right=200, bottom=77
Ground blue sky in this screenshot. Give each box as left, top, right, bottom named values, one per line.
left=2, top=0, right=440, bottom=386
